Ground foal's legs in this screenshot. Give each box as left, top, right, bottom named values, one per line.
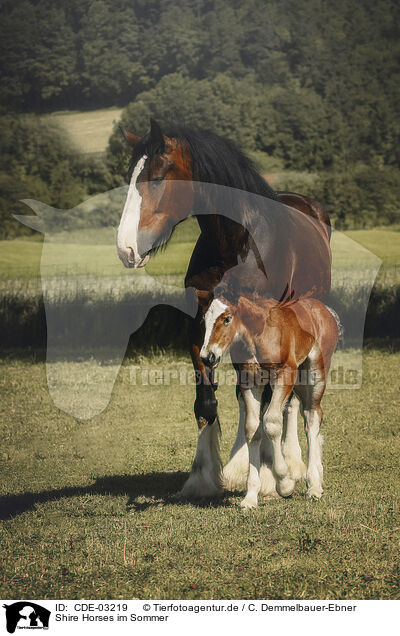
left=223, top=388, right=276, bottom=496
left=282, top=394, right=307, bottom=481
left=263, top=376, right=296, bottom=498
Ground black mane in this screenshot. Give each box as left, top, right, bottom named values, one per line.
left=131, top=125, right=277, bottom=202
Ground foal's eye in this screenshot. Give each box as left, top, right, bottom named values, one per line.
left=224, top=316, right=232, bottom=325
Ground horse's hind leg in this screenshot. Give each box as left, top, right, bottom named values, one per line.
left=296, top=369, right=325, bottom=500
left=259, top=383, right=278, bottom=497
left=282, top=394, right=306, bottom=481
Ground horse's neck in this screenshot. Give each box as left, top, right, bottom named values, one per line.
left=196, top=214, right=249, bottom=263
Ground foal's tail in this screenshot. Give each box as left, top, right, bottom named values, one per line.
left=326, top=306, right=344, bottom=348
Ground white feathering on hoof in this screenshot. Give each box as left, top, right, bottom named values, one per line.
left=177, top=418, right=223, bottom=499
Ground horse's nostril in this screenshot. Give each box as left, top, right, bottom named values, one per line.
left=201, top=352, right=218, bottom=367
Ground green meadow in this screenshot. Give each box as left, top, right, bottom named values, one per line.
left=0, top=348, right=399, bottom=599
left=1, top=222, right=399, bottom=283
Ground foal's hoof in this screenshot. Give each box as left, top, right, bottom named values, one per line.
left=240, top=495, right=258, bottom=509
left=276, top=476, right=296, bottom=498
left=306, top=487, right=323, bottom=500
left=286, top=458, right=307, bottom=482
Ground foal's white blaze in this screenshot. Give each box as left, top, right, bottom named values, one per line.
left=200, top=299, right=228, bottom=360
left=117, top=155, right=148, bottom=268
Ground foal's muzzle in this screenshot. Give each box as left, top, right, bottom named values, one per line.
left=201, top=352, right=220, bottom=368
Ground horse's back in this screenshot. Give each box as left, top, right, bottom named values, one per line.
left=276, top=191, right=331, bottom=241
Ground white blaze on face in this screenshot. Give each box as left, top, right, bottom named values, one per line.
left=200, top=299, right=228, bottom=360
left=117, top=155, right=148, bottom=268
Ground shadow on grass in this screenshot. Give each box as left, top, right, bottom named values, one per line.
left=0, top=471, right=234, bottom=520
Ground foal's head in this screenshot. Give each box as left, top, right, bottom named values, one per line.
left=117, top=119, right=194, bottom=268
left=200, top=295, right=265, bottom=368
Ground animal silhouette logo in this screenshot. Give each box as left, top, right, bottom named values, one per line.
left=3, top=602, right=50, bottom=633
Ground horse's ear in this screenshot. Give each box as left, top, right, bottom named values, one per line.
left=13, top=199, right=57, bottom=234
left=13, top=214, right=45, bottom=233
left=238, top=297, right=264, bottom=336
left=196, top=289, right=213, bottom=308
left=119, top=125, right=139, bottom=146
left=150, top=118, right=164, bottom=144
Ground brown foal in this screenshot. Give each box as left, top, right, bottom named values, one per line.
left=200, top=294, right=339, bottom=508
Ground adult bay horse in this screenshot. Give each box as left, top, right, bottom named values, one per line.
left=117, top=119, right=331, bottom=499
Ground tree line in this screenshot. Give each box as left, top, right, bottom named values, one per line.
left=0, top=0, right=399, bottom=234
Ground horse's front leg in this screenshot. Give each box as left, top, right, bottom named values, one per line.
left=263, top=372, right=296, bottom=498
left=177, top=318, right=223, bottom=499
left=239, top=385, right=263, bottom=509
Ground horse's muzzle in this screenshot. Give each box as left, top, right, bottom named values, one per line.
left=118, top=246, right=149, bottom=269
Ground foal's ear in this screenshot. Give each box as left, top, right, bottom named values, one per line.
left=238, top=297, right=264, bottom=336
left=119, top=125, right=139, bottom=146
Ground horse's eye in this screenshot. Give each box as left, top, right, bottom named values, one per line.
left=224, top=316, right=232, bottom=325
left=151, top=177, right=163, bottom=186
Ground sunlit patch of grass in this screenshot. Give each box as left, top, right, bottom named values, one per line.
left=43, top=108, right=123, bottom=155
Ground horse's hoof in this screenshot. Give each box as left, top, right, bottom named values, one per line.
left=259, top=464, right=278, bottom=497
left=240, top=496, right=258, bottom=509
left=276, top=476, right=296, bottom=498
left=175, top=474, right=223, bottom=501
left=306, top=487, right=323, bottom=500
left=286, top=458, right=307, bottom=481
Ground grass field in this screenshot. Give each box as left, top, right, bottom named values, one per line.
left=0, top=348, right=399, bottom=599
left=1, top=223, right=398, bottom=284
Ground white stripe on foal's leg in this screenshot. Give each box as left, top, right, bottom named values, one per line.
left=177, top=418, right=223, bottom=499
left=282, top=394, right=306, bottom=481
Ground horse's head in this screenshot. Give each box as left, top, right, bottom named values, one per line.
left=117, top=119, right=194, bottom=268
